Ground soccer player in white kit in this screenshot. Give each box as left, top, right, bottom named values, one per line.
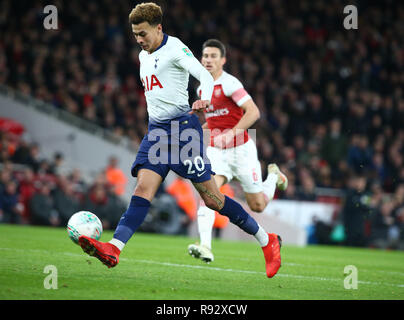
left=78, top=3, right=282, bottom=278
left=188, top=39, right=288, bottom=263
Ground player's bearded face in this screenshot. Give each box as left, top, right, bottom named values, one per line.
left=132, top=22, right=162, bottom=52
left=202, top=47, right=225, bottom=76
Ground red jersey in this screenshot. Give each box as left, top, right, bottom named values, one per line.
left=197, top=71, right=252, bottom=148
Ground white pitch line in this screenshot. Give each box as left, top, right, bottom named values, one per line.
left=123, top=258, right=404, bottom=289
left=1, top=247, right=404, bottom=288
left=127, top=258, right=265, bottom=275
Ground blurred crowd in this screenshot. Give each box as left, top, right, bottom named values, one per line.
left=0, top=130, right=127, bottom=229
left=1, top=0, right=404, bottom=249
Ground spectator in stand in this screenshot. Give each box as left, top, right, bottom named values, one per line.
left=370, top=152, right=387, bottom=184
left=53, top=175, right=80, bottom=226
left=368, top=200, right=395, bottom=249
left=17, top=167, right=37, bottom=223
left=0, top=167, right=12, bottom=193
left=296, top=176, right=316, bottom=202
left=68, top=168, right=87, bottom=195
left=106, top=190, right=128, bottom=230
left=83, top=183, right=113, bottom=230
left=105, top=156, right=127, bottom=196
left=369, top=181, right=384, bottom=211
left=12, top=142, right=41, bottom=172
left=316, top=163, right=333, bottom=188
left=387, top=146, right=404, bottom=191
left=0, top=131, right=17, bottom=162
left=0, top=180, right=23, bottom=224
left=321, top=118, right=348, bottom=169
left=30, top=181, right=60, bottom=226
left=393, top=184, right=404, bottom=211
left=10, top=140, right=31, bottom=166
left=394, top=207, right=404, bottom=250
left=342, top=175, right=372, bottom=247
left=280, top=182, right=297, bottom=200
left=298, top=140, right=320, bottom=168
left=347, top=135, right=373, bottom=174
left=37, top=159, right=52, bottom=175
left=49, top=152, right=70, bottom=177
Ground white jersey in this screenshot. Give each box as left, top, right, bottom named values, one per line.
left=139, top=34, right=213, bottom=122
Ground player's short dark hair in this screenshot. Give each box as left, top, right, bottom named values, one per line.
left=202, top=39, right=226, bottom=57
left=129, top=2, right=163, bottom=26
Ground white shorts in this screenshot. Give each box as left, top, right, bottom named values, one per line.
left=206, top=139, right=263, bottom=194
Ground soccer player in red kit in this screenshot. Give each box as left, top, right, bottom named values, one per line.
left=188, top=39, right=288, bottom=263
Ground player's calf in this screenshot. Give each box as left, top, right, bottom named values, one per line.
left=193, top=180, right=226, bottom=212
left=218, top=196, right=259, bottom=235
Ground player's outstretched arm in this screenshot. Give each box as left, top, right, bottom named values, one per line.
left=174, top=43, right=214, bottom=106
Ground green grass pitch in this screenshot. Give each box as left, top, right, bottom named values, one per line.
left=0, top=224, right=403, bottom=300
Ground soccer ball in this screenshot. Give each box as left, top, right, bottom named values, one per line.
left=67, top=211, right=103, bottom=244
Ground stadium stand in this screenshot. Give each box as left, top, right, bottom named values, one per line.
left=0, top=127, right=127, bottom=229
left=1, top=0, right=404, bottom=249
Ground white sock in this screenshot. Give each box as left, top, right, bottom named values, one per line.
left=262, top=173, right=278, bottom=201
left=197, top=205, right=216, bottom=250
left=254, top=225, right=269, bottom=247
left=109, top=238, right=125, bottom=251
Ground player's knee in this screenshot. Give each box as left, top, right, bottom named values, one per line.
left=133, top=183, right=152, bottom=199
left=249, top=201, right=266, bottom=213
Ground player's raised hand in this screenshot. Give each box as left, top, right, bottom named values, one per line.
left=189, top=100, right=210, bottom=114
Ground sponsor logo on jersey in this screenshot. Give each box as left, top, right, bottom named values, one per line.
left=205, top=108, right=230, bottom=118
left=142, top=74, right=163, bottom=92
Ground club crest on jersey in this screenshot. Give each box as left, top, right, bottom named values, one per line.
left=142, top=75, right=163, bottom=92
left=214, top=88, right=222, bottom=97
left=182, top=48, right=192, bottom=56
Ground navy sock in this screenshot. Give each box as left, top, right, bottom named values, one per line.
left=218, top=196, right=259, bottom=235
left=113, top=196, right=151, bottom=244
